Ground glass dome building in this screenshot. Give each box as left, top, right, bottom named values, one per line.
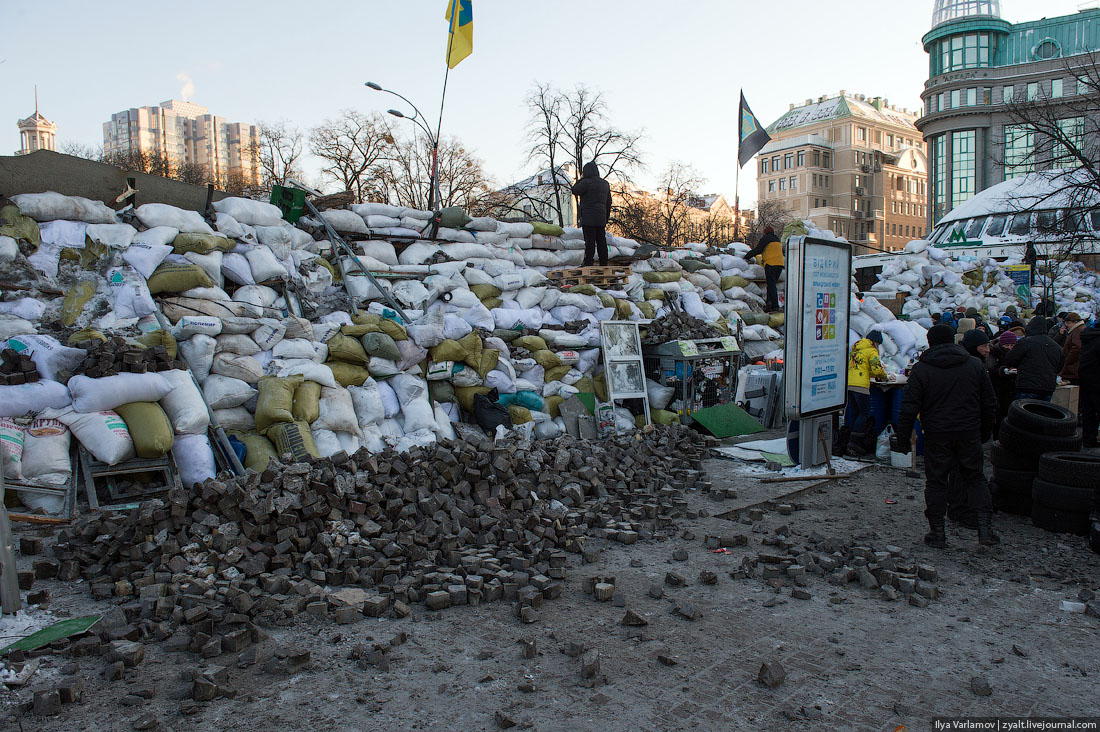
left=931, top=0, right=1001, bottom=29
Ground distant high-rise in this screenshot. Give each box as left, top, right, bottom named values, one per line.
left=103, top=100, right=260, bottom=189
left=16, top=92, right=57, bottom=156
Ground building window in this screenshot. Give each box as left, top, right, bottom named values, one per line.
left=1004, top=124, right=1034, bottom=178
left=813, top=150, right=821, bottom=166
left=1054, top=117, right=1084, bottom=168
left=939, top=92, right=947, bottom=110
left=951, top=131, right=976, bottom=209
left=789, top=176, right=797, bottom=190
left=768, top=180, right=776, bottom=193
left=857, top=127, right=867, bottom=142
left=1027, top=82, right=1039, bottom=101
left=967, top=88, right=977, bottom=106
left=1051, top=79, right=1063, bottom=98
left=784, top=153, right=794, bottom=169
left=1078, top=78, right=1089, bottom=96
left=761, top=159, right=769, bottom=174
left=797, top=150, right=805, bottom=167
left=822, top=153, right=832, bottom=169
left=951, top=89, right=961, bottom=108
left=779, top=178, right=786, bottom=191
left=771, top=155, right=780, bottom=170
left=932, top=135, right=947, bottom=222
left=1002, top=85, right=1013, bottom=104
left=824, top=175, right=829, bottom=187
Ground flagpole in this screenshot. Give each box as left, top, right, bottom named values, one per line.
left=734, top=162, right=741, bottom=241
left=431, top=1, right=460, bottom=212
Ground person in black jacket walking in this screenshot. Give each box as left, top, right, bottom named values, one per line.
left=893, top=324, right=999, bottom=547
left=1078, top=324, right=1100, bottom=448
left=571, top=162, right=613, bottom=267
left=1002, top=316, right=1065, bottom=401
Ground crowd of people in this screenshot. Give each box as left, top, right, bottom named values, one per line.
left=835, top=303, right=1100, bottom=548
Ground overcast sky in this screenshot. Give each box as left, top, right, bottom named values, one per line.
left=2, top=0, right=1085, bottom=208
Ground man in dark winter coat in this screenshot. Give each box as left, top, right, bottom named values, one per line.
left=570, top=162, right=613, bottom=267
left=1078, top=324, right=1100, bottom=448
left=893, top=324, right=999, bottom=547
left=1002, top=316, right=1065, bottom=401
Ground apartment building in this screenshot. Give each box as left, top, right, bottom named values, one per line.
left=103, top=100, right=260, bottom=188
left=756, top=92, right=928, bottom=254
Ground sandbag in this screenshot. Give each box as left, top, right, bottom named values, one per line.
left=69, top=372, right=172, bottom=413
left=173, top=232, right=233, bottom=255
left=472, top=389, right=511, bottom=431
left=266, top=420, right=320, bottom=461
left=12, top=192, right=116, bottom=224
left=20, top=418, right=71, bottom=487
left=360, top=332, right=403, bottom=362
left=245, top=246, right=287, bottom=282
left=179, top=334, right=216, bottom=382
left=160, top=370, right=210, bottom=435
left=390, top=373, right=436, bottom=433
left=3, top=334, right=86, bottom=382
left=313, top=386, right=360, bottom=435
left=327, top=333, right=370, bottom=365
left=210, top=353, right=264, bottom=384
left=58, top=408, right=135, bottom=465
left=349, top=381, right=385, bottom=428
left=237, top=432, right=279, bottom=472
left=327, top=361, right=371, bottom=387
left=213, top=197, right=285, bottom=227
left=202, top=374, right=256, bottom=409
left=172, top=433, right=216, bottom=488
left=0, top=417, right=23, bottom=480
left=292, top=380, right=322, bottom=424
left=113, top=402, right=174, bottom=458
left=147, top=261, right=214, bottom=294
left=255, top=375, right=302, bottom=434
left=135, top=203, right=214, bottom=234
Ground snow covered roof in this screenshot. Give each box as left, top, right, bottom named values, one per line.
left=938, top=169, right=1100, bottom=224
left=759, top=133, right=832, bottom=155
left=768, top=96, right=918, bottom=135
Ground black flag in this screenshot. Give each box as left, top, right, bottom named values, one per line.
left=737, top=92, right=771, bottom=169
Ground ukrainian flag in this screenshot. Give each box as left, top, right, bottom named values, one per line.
left=445, top=0, right=473, bottom=69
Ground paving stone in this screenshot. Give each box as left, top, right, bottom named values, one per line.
left=657, top=654, right=678, bottom=666
left=671, top=549, right=689, bottom=561
left=593, top=583, right=615, bottom=602
left=580, top=649, right=600, bottom=679
left=674, top=602, right=701, bottom=621
left=621, top=609, right=648, bottom=626
left=108, top=641, right=144, bottom=667
left=19, top=537, right=43, bottom=555
left=881, top=585, right=900, bottom=601
left=698, top=570, right=717, bottom=585
left=33, top=689, right=61, bottom=716
left=648, top=584, right=664, bottom=599
left=1012, top=644, right=1030, bottom=658
left=758, top=659, right=786, bottom=688
left=971, top=676, right=992, bottom=696
left=495, top=710, right=517, bottom=728
left=57, top=676, right=84, bottom=704
left=105, top=661, right=126, bottom=681
left=791, top=588, right=812, bottom=600
left=520, top=639, right=537, bottom=659
left=664, top=572, right=686, bottom=587
left=132, top=713, right=160, bottom=730
left=909, top=594, right=929, bottom=608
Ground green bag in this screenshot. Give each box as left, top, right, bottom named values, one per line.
left=326, top=333, right=369, bottom=365
left=235, top=431, right=279, bottom=473
left=255, top=375, right=302, bottom=434
left=292, top=380, right=322, bottom=424
left=438, top=207, right=471, bottom=228
left=172, top=232, right=233, bottom=255
left=115, top=402, right=174, bottom=459
left=147, top=262, right=214, bottom=294
left=530, top=221, right=564, bottom=236
left=360, top=332, right=402, bottom=362
left=0, top=204, right=41, bottom=250
left=266, top=420, right=320, bottom=461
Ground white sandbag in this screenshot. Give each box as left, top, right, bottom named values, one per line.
left=275, top=360, right=337, bottom=389
left=484, top=370, right=516, bottom=394
left=368, top=357, right=400, bottom=378
left=251, top=319, right=286, bottom=351
left=360, top=240, right=399, bottom=266
left=349, top=381, right=385, bottom=427
left=314, top=386, right=361, bottom=435
left=211, top=352, right=264, bottom=384
left=0, top=298, right=46, bottom=322
left=283, top=316, right=314, bottom=341
left=58, top=408, right=134, bottom=465
left=363, top=214, right=402, bottom=228
left=179, top=285, right=231, bottom=302
left=398, top=242, right=442, bottom=265
left=0, top=236, right=18, bottom=265
left=395, top=338, right=427, bottom=372
left=202, top=374, right=256, bottom=409
left=377, top=380, right=400, bottom=418
left=392, top=280, right=431, bottom=309
left=246, top=246, right=288, bottom=282
left=184, top=250, right=224, bottom=288
left=159, top=370, right=210, bottom=435
left=105, top=265, right=157, bottom=319
left=178, top=334, right=216, bottom=382
left=20, top=418, right=71, bottom=486
left=136, top=203, right=214, bottom=234
left=213, top=212, right=246, bottom=239
left=395, top=428, right=436, bottom=453
left=170, top=432, right=216, bottom=488
left=0, top=417, right=23, bottom=479
left=407, top=308, right=447, bottom=348
left=647, top=378, right=675, bottom=410
left=433, top=404, right=456, bottom=441
left=212, top=406, right=253, bottom=431
left=321, top=209, right=369, bottom=234
left=351, top=202, right=405, bottom=219
left=311, top=428, right=343, bottom=457
left=497, top=221, right=534, bottom=237
left=492, top=307, right=544, bottom=330
left=86, top=223, right=136, bottom=249
left=215, top=333, right=261, bottom=356
left=11, top=192, right=116, bottom=224
left=69, top=372, right=171, bottom=413
left=389, top=373, right=436, bottom=433
left=233, top=285, right=279, bottom=310
left=221, top=252, right=256, bottom=286
left=212, top=197, right=284, bottom=226
left=538, top=330, right=587, bottom=349
left=273, top=339, right=327, bottom=362
left=437, top=228, right=476, bottom=244
left=3, top=334, right=86, bottom=382
left=173, top=316, right=223, bottom=339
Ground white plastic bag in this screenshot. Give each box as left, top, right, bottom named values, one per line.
left=20, top=418, right=71, bottom=486
left=202, top=375, right=256, bottom=409
left=69, top=372, right=173, bottom=413
left=159, top=370, right=210, bottom=435
left=172, top=432, right=217, bottom=488
left=390, top=373, right=436, bottom=433
left=179, top=334, right=217, bottom=382
left=135, top=203, right=214, bottom=234
left=314, top=386, right=361, bottom=435
left=57, top=408, right=135, bottom=465
left=349, top=382, right=385, bottom=427
left=0, top=417, right=24, bottom=479
left=0, top=380, right=72, bottom=417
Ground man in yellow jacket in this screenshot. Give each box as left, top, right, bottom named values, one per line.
left=841, top=331, right=888, bottom=457
left=746, top=226, right=785, bottom=311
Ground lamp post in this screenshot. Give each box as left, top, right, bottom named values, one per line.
left=365, top=81, right=441, bottom=211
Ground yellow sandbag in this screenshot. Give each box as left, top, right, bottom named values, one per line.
left=172, top=232, right=233, bottom=255
left=429, top=380, right=456, bottom=404
left=482, top=297, right=503, bottom=310
left=512, top=335, right=547, bottom=352
left=326, top=333, right=369, bottom=365
left=455, top=386, right=492, bottom=413
left=508, top=405, right=532, bottom=425
left=721, top=275, right=749, bottom=290
left=475, top=348, right=499, bottom=379
left=644, top=288, right=665, bottom=301
left=255, top=375, right=302, bottom=434
left=470, top=284, right=501, bottom=301
left=60, top=281, right=97, bottom=327
left=572, top=376, right=594, bottom=394
left=137, top=330, right=178, bottom=359
left=570, top=284, right=597, bottom=296
left=614, top=299, right=633, bottom=319
left=456, top=333, right=483, bottom=368
left=147, top=262, right=214, bottom=295
left=593, top=373, right=608, bottom=402
left=234, top=431, right=279, bottom=473
left=544, top=394, right=564, bottom=418
left=292, top=380, right=322, bottom=423
left=597, top=293, right=616, bottom=308
left=768, top=312, right=785, bottom=328
left=0, top=203, right=41, bottom=250
left=67, top=328, right=107, bottom=347
left=650, top=409, right=681, bottom=425
left=80, top=238, right=109, bottom=270
left=265, top=420, right=319, bottom=461
left=115, top=402, right=174, bottom=459
left=349, top=313, right=407, bottom=340
left=637, top=302, right=656, bottom=319
left=643, top=271, right=681, bottom=283
left=326, top=361, right=370, bottom=387
left=430, top=339, right=467, bottom=363
left=532, top=349, right=563, bottom=369
left=544, top=365, right=571, bottom=383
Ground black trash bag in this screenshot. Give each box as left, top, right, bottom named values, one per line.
left=473, top=388, right=511, bottom=433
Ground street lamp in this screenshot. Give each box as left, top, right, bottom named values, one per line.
left=365, top=81, right=441, bottom=211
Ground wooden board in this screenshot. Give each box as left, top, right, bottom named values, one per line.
left=547, top=265, right=631, bottom=289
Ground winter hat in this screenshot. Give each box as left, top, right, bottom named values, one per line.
left=867, top=330, right=883, bottom=345
left=927, top=324, right=957, bottom=346
left=997, top=330, right=1019, bottom=346
left=1025, top=316, right=1048, bottom=336
left=764, top=225, right=775, bottom=234
left=961, top=329, right=990, bottom=349
left=1066, top=312, right=1082, bottom=322
left=1005, top=305, right=1018, bottom=316
left=965, top=307, right=979, bottom=319
left=940, top=311, right=956, bottom=326
left=998, top=316, right=1012, bottom=327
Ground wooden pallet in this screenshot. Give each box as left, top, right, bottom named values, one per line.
left=548, top=265, right=631, bottom=288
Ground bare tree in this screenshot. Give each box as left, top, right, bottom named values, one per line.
left=608, top=185, right=662, bottom=245
left=653, top=162, right=706, bottom=248
left=377, top=134, right=494, bottom=214
left=744, top=199, right=794, bottom=245
left=256, top=120, right=305, bottom=190
left=522, top=83, right=570, bottom=226
left=310, top=110, right=394, bottom=203
left=60, top=141, right=102, bottom=160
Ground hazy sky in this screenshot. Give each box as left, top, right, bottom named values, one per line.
left=2, top=0, right=1085, bottom=207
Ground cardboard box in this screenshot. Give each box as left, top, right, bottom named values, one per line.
left=1052, top=384, right=1079, bottom=416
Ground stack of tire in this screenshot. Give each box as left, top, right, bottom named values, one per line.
left=991, top=400, right=1081, bottom=517
left=1031, top=452, right=1100, bottom=538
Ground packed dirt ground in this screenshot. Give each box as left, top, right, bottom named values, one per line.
left=3, top=438, right=1099, bottom=732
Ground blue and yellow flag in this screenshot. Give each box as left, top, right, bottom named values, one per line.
left=737, top=92, right=771, bottom=169
left=445, top=0, right=473, bottom=69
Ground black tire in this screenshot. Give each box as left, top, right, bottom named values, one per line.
left=992, top=466, right=1036, bottom=494
left=990, top=442, right=1039, bottom=471
left=1032, top=479, right=1097, bottom=514
left=1006, top=399, right=1079, bottom=437
left=1031, top=502, right=1090, bottom=536
left=1037, top=452, right=1100, bottom=489
left=1091, top=519, right=1100, bottom=555
left=993, top=491, right=1032, bottom=516
left=999, top=421, right=1083, bottom=457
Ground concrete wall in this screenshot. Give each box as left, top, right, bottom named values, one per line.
left=0, top=150, right=230, bottom=212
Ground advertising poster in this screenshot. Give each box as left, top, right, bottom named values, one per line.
left=796, top=239, right=852, bottom=417
left=1003, top=264, right=1032, bottom=305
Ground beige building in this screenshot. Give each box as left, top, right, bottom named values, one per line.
left=16, top=106, right=57, bottom=156
left=755, top=92, right=928, bottom=254
left=103, top=99, right=260, bottom=188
